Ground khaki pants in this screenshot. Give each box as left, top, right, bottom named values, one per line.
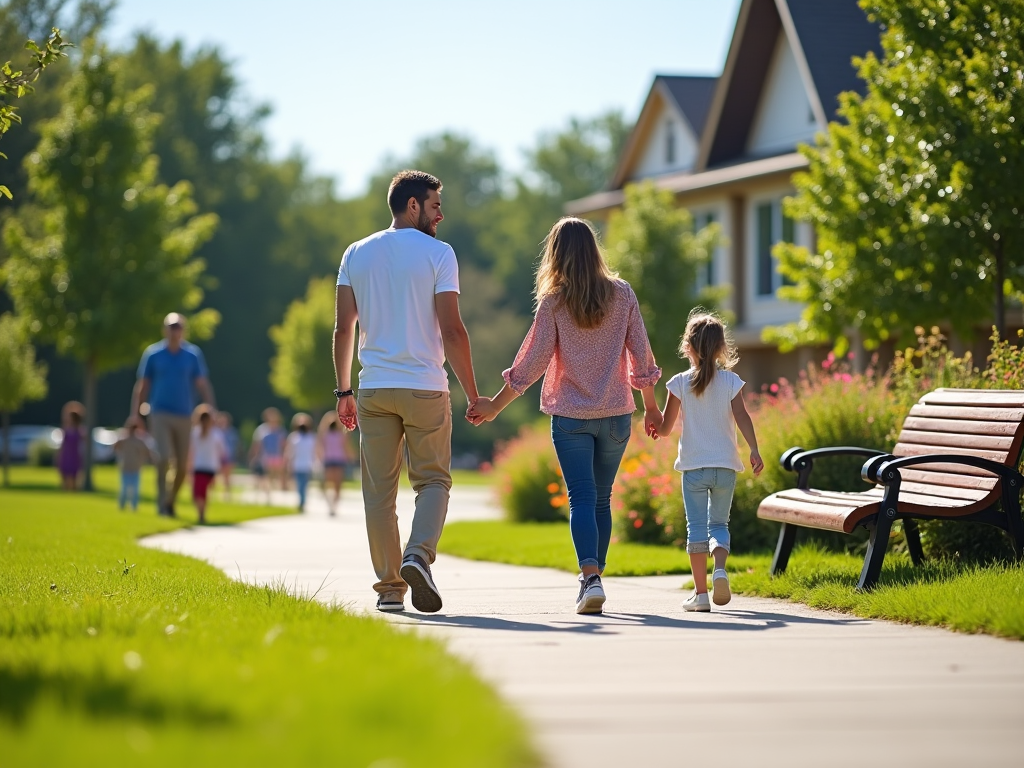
left=149, top=411, right=191, bottom=509
left=357, top=388, right=452, bottom=596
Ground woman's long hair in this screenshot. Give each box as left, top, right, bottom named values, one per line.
left=535, top=217, right=616, bottom=329
left=680, top=309, right=738, bottom=396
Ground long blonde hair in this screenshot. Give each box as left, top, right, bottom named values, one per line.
left=535, top=217, right=616, bottom=329
left=680, top=309, right=738, bottom=396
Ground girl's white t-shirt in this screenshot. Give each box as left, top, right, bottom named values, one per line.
left=665, top=368, right=745, bottom=472
left=288, top=432, right=317, bottom=473
left=191, top=427, right=226, bottom=473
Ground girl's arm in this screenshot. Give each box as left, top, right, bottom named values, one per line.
left=471, top=383, right=519, bottom=424
left=656, top=392, right=681, bottom=438
left=731, top=392, right=764, bottom=475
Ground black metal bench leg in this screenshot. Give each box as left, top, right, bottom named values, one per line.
left=1001, top=482, right=1024, bottom=560
left=903, top=518, right=925, bottom=566
left=857, top=514, right=894, bottom=591
left=771, top=523, right=797, bottom=576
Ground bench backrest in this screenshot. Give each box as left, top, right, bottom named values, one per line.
left=893, top=388, right=1024, bottom=494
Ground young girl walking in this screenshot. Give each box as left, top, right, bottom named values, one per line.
left=655, top=311, right=763, bottom=611
left=286, top=413, right=317, bottom=512
left=190, top=405, right=225, bottom=524
left=470, top=217, right=662, bottom=615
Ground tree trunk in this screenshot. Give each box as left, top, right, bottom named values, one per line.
left=994, top=238, right=1006, bottom=339
left=2, top=411, right=9, bottom=489
left=82, top=358, right=97, bottom=492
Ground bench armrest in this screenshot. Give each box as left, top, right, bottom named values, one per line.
left=868, top=454, right=1024, bottom=487
left=781, top=446, right=889, bottom=489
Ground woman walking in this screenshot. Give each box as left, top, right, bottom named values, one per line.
left=470, top=217, right=661, bottom=614
left=317, top=412, right=350, bottom=516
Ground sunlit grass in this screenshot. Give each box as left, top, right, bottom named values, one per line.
left=0, top=488, right=537, bottom=767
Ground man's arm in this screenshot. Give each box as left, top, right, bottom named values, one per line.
left=334, top=285, right=359, bottom=429
left=435, top=291, right=478, bottom=405
left=130, top=378, right=150, bottom=422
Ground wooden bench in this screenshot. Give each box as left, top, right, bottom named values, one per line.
left=757, top=388, right=1024, bottom=590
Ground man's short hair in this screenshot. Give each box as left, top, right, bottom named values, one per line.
left=387, top=170, right=442, bottom=216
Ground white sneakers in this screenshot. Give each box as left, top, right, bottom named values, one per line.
left=684, top=569, right=731, bottom=612
left=576, top=574, right=606, bottom=614
left=683, top=591, right=710, bottom=612
left=712, top=568, right=732, bottom=606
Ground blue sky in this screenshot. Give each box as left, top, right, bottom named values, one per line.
left=109, top=1, right=741, bottom=195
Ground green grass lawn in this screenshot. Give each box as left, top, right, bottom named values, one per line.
left=0, top=483, right=537, bottom=767
left=438, top=520, right=1024, bottom=640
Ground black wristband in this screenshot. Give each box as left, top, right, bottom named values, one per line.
left=333, top=388, right=355, bottom=399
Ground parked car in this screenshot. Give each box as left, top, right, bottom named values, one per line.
left=2, top=425, right=120, bottom=464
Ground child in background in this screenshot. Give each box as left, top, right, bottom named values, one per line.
left=654, top=311, right=763, bottom=612
left=250, top=408, right=286, bottom=501
left=114, top=418, right=155, bottom=511
left=317, top=412, right=350, bottom=516
left=190, top=405, right=225, bottom=524
left=57, top=402, right=86, bottom=491
left=216, top=412, right=240, bottom=499
left=286, top=413, right=316, bottom=512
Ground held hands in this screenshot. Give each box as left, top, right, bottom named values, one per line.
left=466, top=397, right=498, bottom=426
left=750, top=450, right=764, bottom=476
left=644, top=407, right=664, bottom=439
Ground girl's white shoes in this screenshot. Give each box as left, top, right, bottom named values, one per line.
left=683, top=591, right=710, bottom=612
left=712, top=568, right=732, bottom=606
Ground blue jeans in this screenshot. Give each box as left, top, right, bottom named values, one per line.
left=294, top=472, right=311, bottom=509
left=120, top=470, right=140, bottom=510
left=551, top=414, right=632, bottom=570
left=682, top=467, right=736, bottom=554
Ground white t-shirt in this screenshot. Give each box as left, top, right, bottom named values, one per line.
left=666, top=368, right=745, bottom=472
left=337, top=228, right=460, bottom=391
left=191, top=427, right=226, bottom=473
left=288, top=432, right=317, bottom=473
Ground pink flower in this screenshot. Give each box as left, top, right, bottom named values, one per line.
left=633, top=519, right=643, bottom=529
left=770, top=383, right=780, bottom=394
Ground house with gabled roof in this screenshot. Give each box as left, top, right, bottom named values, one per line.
left=567, top=0, right=882, bottom=386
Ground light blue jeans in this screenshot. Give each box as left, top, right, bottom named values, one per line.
left=294, top=471, right=311, bottom=509
left=119, top=470, right=140, bottom=510
left=682, top=467, right=736, bottom=554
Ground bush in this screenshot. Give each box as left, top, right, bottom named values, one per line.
left=612, top=433, right=683, bottom=546
left=491, top=422, right=566, bottom=523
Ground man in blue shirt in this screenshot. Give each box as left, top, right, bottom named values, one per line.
left=131, top=313, right=216, bottom=516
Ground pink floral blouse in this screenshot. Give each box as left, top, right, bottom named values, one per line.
left=502, top=279, right=661, bottom=419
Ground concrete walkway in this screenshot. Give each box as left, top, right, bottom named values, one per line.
left=143, top=484, right=1024, bottom=768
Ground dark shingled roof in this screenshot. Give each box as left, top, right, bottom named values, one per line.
left=784, top=0, right=883, bottom=117
left=656, top=75, right=718, bottom=136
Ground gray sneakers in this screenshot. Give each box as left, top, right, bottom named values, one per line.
left=376, top=591, right=404, bottom=612
left=400, top=554, right=443, bottom=613
left=576, top=573, right=606, bottom=614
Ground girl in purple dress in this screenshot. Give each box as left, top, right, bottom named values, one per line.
left=58, top=403, right=85, bottom=491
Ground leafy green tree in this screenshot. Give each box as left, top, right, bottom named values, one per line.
left=269, top=276, right=338, bottom=412
left=0, top=25, right=68, bottom=197
left=605, top=182, right=723, bottom=370
left=772, top=0, right=1024, bottom=353
left=0, top=312, right=47, bottom=485
left=2, top=48, right=217, bottom=488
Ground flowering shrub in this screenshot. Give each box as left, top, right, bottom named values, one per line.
left=986, top=328, right=1024, bottom=390
left=612, top=433, right=683, bottom=546
left=491, top=422, right=566, bottom=523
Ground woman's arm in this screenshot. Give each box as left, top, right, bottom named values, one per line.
left=731, top=392, right=764, bottom=475
left=640, top=385, right=662, bottom=437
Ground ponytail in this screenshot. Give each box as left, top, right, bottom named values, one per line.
left=679, top=310, right=737, bottom=396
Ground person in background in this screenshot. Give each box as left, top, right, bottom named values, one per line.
left=317, top=412, right=350, bottom=516
left=130, top=313, right=216, bottom=517
left=189, top=404, right=225, bottom=524
left=250, top=407, right=287, bottom=501
left=216, top=412, right=240, bottom=499
left=57, top=401, right=85, bottom=491
left=286, top=413, right=317, bottom=511
left=114, top=418, right=155, bottom=511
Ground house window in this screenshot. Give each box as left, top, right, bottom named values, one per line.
left=756, top=198, right=796, bottom=296
left=695, top=211, right=716, bottom=289
left=665, top=120, right=675, bottom=165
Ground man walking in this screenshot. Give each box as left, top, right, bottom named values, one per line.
left=333, top=170, right=478, bottom=614
left=131, top=313, right=216, bottom=516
